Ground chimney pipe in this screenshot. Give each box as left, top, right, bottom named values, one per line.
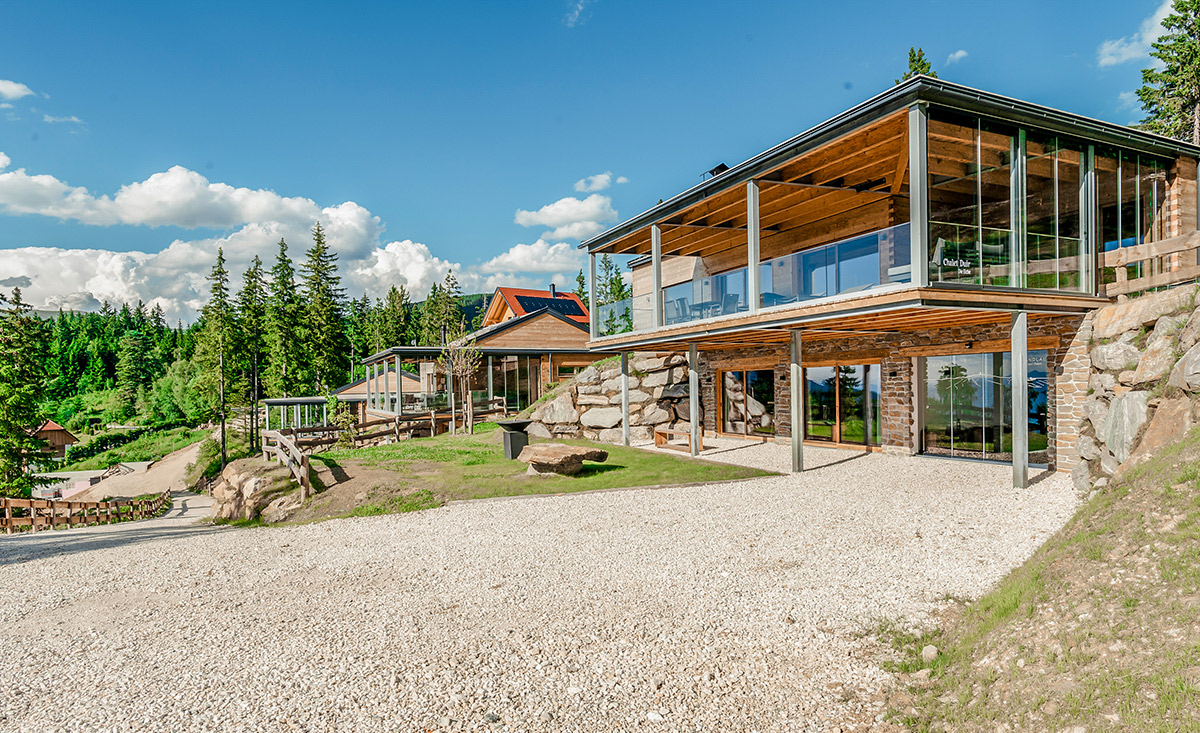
left=549, top=283, right=557, bottom=298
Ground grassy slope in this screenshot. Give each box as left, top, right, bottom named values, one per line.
left=887, top=426, right=1200, bottom=731
left=60, top=426, right=210, bottom=471
left=311, top=421, right=771, bottom=508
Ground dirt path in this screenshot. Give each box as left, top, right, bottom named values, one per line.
left=0, top=491, right=222, bottom=566
left=72, top=433, right=210, bottom=502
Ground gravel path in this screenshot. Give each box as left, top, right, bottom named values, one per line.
left=0, top=445, right=1077, bottom=732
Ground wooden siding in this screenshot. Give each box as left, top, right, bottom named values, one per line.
left=477, top=312, right=591, bottom=350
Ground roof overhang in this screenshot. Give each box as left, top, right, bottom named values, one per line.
left=580, top=76, right=1200, bottom=255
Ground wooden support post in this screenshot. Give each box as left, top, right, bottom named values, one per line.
left=790, top=330, right=804, bottom=473
left=1011, top=312, right=1029, bottom=489
left=688, top=343, right=700, bottom=457
left=620, top=352, right=630, bottom=447
left=4, top=501, right=10, bottom=534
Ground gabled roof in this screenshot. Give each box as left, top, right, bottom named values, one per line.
left=334, top=365, right=420, bottom=395
left=483, top=287, right=589, bottom=326
left=362, top=307, right=590, bottom=363
left=35, top=420, right=76, bottom=440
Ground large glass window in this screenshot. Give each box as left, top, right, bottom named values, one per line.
left=802, top=363, right=881, bottom=445
left=1096, top=148, right=1169, bottom=286
left=1025, top=134, right=1085, bottom=290
left=921, top=350, right=1048, bottom=464
left=720, top=369, right=775, bottom=436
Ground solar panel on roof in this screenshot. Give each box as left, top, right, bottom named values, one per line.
left=514, top=295, right=585, bottom=317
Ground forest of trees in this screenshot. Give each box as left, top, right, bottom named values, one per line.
left=0, top=223, right=493, bottom=496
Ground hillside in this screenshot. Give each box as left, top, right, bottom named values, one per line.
left=889, top=423, right=1200, bottom=730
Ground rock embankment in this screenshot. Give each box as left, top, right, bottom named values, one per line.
left=529, top=352, right=691, bottom=443
left=210, top=458, right=298, bottom=522
left=1074, top=284, right=1200, bottom=493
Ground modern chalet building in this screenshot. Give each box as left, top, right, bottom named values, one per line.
left=580, top=76, right=1200, bottom=488
left=360, top=286, right=607, bottom=416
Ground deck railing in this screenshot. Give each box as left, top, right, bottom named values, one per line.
left=1102, top=231, right=1200, bottom=298
left=1, top=490, right=171, bottom=534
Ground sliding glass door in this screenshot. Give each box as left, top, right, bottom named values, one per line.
left=922, top=350, right=1048, bottom=464
left=720, top=369, right=776, bottom=436
left=803, top=364, right=881, bottom=446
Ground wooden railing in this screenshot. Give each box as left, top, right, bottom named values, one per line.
left=1103, top=231, right=1200, bottom=298
left=260, top=430, right=312, bottom=500
left=1, top=490, right=171, bottom=534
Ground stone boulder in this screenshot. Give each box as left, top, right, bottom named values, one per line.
left=534, top=393, right=579, bottom=425
left=1090, top=340, right=1141, bottom=372
left=1091, top=285, right=1197, bottom=340
left=1116, top=397, right=1196, bottom=479
left=1077, top=433, right=1100, bottom=461
left=580, top=406, right=623, bottom=429
left=1083, top=397, right=1109, bottom=434
left=1131, top=315, right=1185, bottom=385
left=518, top=443, right=608, bottom=475
left=1168, top=343, right=1200, bottom=392
left=210, top=459, right=294, bottom=521
left=576, top=365, right=601, bottom=386
left=1100, top=390, right=1150, bottom=463
left=1180, top=307, right=1200, bottom=351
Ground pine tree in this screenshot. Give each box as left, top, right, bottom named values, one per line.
left=299, top=222, right=350, bottom=393
left=236, top=256, right=268, bottom=446
left=379, top=285, right=412, bottom=349
left=896, top=47, right=937, bottom=84
left=0, top=289, right=51, bottom=497
left=573, top=268, right=588, bottom=302
left=598, top=255, right=633, bottom=333
left=114, top=330, right=153, bottom=418
left=195, top=248, right=235, bottom=465
left=417, top=271, right=465, bottom=345
left=1137, top=0, right=1200, bottom=145
left=264, top=239, right=305, bottom=397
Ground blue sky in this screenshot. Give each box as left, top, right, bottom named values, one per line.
left=0, top=0, right=1173, bottom=319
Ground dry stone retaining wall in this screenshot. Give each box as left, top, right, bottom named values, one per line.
left=1071, top=284, right=1200, bottom=494
left=529, top=353, right=692, bottom=443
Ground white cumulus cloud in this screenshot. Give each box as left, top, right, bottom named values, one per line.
left=0, top=79, right=36, bottom=101
left=946, top=49, right=968, bottom=65
left=43, top=114, right=85, bottom=124
left=514, top=193, right=617, bottom=242
left=1098, top=0, right=1172, bottom=67
left=574, top=171, right=612, bottom=192
left=0, top=153, right=600, bottom=321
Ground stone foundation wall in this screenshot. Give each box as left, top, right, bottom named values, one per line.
left=1070, top=284, right=1200, bottom=493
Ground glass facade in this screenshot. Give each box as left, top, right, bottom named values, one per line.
left=802, top=364, right=881, bottom=445
left=921, top=350, right=1048, bottom=464
left=720, top=369, right=776, bottom=436
left=927, top=107, right=1171, bottom=294
left=491, top=355, right=540, bottom=412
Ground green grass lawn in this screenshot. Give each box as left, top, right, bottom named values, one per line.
left=311, top=421, right=772, bottom=505
left=61, top=426, right=210, bottom=470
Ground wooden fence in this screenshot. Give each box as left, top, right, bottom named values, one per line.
left=1, top=490, right=171, bottom=534
left=1103, top=231, right=1200, bottom=298
left=260, top=430, right=312, bottom=500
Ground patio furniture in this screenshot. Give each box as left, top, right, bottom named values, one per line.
left=653, top=427, right=702, bottom=453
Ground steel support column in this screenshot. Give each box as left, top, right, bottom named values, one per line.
left=746, top=181, right=761, bottom=314
left=790, top=330, right=804, bottom=473
left=651, top=224, right=663, bottom=330
left=907, top=103, right=929, bottom=287
left=394, top=356, right=401, bottom=413
left=620, top=352, right=630, bottom=447
left=688, top=343, right=700, bottom=457
left=487, top=355, right=494, bottom=403
left=1011, top=312, right=1029, bottom=489
left=588, top=253, right=598, bottom=339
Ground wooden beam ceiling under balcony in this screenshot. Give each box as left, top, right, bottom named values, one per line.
left=598, top=110, right=909, bottom=257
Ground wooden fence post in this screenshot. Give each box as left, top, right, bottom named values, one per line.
left=4, top=501, right=10, bottom=535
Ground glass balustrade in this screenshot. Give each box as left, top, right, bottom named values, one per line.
left=663, top=267, right=749, bottom=326
left=595, top=293, right=653, bottom=337
left=758, top=222, right=912, bottom=309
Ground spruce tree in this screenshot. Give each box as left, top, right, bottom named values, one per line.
left=264, top=239, right=305, bottom=397
left=896, top=47, right=937, bottom=84
left=573, top=268, right=588, bottom=301
left=379, top=285, right=411, bottom=349
left=0, top=289, right=50, bottom=497
left=114, top=330, right=153, bottom=418
left=1137, top=0, right=1200, bottom=145
left=195, top=248, right=235, bottom=465
left=299, top=222, right=350, bottom=392
left=236, top=256, right=268, bottom=445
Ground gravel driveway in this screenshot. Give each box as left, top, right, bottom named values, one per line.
left=0, top=445, right=1077, bottom=732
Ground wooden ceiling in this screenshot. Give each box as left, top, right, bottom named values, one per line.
left=600, top=110, right=909, bottom=257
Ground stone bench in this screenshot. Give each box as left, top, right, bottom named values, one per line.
left=518, top=443, right=608, bottom=476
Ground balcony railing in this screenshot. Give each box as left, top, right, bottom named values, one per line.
left=590, top=223, right=914, bottom=338
left=759, top=222, right=911, bottom=309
